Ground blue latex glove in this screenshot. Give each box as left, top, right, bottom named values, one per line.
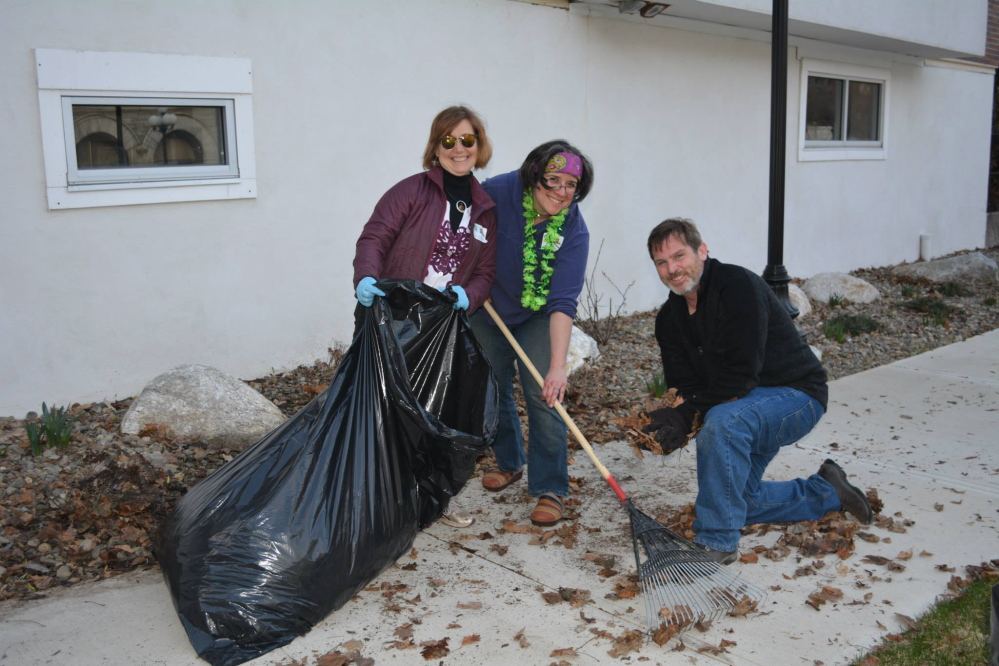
left=450, top=285, right=469, bottom=310
left=355, top=276, right=385, bottom=307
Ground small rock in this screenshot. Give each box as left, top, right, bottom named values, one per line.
left=25, top=411, right=38, bottom=420
left=788, top=283, right=812, bottom=318
left=567, top=327, right=600, bottom=376
left=56, top=565, right=72, bottom=580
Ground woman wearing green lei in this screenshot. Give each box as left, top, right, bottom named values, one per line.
left=470, top=140, right=594, bottom=527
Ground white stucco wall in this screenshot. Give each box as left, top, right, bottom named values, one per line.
left=705, top=0, right=988, bottom=56
left=0, top=0, right=992, bottom=416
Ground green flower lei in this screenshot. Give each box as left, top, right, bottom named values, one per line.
left=521, top=189, right=567, bottom=311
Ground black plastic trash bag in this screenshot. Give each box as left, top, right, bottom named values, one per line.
left=157, top=280, right=497, bottom=666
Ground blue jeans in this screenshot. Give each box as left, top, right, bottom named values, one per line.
left=469, top=311, right=569, bottom=498
left=692, top=386, right=840, bottom=552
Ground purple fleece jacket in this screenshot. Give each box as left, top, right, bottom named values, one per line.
left=481, top=170, right=589, bottom=326
left=352, top=167, right=497, bottom=312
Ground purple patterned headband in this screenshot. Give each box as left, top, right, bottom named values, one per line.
left=544, top=152, right=583, bottom=178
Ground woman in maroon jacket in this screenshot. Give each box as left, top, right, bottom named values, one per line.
left=353, top=105, right=497, bottom=314
left=351, top=105, right=498, bottom=528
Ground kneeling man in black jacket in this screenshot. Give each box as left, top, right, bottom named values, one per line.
left=643, top=218, right=873, bottom=565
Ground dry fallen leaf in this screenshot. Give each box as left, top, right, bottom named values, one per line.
left=502, top=520, right=532, bottom=534
left=652, top=621, right=682, bottom=646
left=806, top=586, right=844, bottom=610
left=456, top=601, right=482, bottom=610
left=419, top=638, right=449, bottom=660
left=728, top=595, right=759, bottom=617
left=315, top=651, right=352, bottom=666
left=550, top=647, right=578, bottom=657
left=559, top=587, right=591, bottom=608
left=607, top=628, right=644, bottom=657
left=460, top=634, right=480, bottom=647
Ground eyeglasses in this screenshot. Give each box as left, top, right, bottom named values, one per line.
left=439, top=134, right=478, bottom=150
left=541, top=175, right=578, bottom=193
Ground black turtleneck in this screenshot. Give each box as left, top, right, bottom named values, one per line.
left=441, top=169, right=472, bottom=233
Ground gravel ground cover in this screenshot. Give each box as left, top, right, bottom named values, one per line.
left=1, top=248, right=997, bottom=604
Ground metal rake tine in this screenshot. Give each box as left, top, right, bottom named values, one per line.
left=644, top=571, right=707, bottom=627
left=654, top=564, right=727, bottom=617
left=638, top=550, right=767, bottom=633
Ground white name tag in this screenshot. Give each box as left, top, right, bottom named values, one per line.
left=548, top=235, right=564, bottom=252
left=473, top=223, right=488, bottom=243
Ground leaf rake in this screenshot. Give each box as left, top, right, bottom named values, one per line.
left=483, top=302, right=766, bottom=635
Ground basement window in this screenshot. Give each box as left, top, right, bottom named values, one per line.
left=798, top=59, right=889, bottom=162
left=65, top=98, right=238, bottom=185
left=36, top=49, right=256, bottom=209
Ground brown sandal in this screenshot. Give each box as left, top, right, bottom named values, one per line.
left=482, top=468, right=523, bottom=492
left=530, top=494, right=564, bottom=527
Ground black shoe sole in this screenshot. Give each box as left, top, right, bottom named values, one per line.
left=818, top=459, right=874, bottom=525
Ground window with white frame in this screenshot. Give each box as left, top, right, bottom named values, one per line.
left=36, top=49, right=256, bottom=209
left=798, top=59, right=889, bottom=162
left=65, top=97, right=238, bottom=185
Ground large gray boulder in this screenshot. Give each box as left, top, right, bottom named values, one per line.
left=121, top=364, right=286, bottom=449
left=567, top=326, right=600, bottom=376
left=803, top=273, right=881, bottom=304
left=892, top=251, right=999, bottom=285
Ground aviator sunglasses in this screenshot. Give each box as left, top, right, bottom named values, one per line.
left=439, top=134, right=478, bottom=150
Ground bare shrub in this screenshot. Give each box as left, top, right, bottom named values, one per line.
left=576, top=240, right=634, bottom=346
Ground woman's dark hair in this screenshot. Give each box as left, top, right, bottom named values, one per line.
left=517, top=139, right=594, bottom=203
left=422, top=105, right=493, bottom=171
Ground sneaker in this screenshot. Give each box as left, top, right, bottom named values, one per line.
left=818, top=458, right=874, bottom=525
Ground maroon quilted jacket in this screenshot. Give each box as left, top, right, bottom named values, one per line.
left=353, top=167, right=497, bottom=312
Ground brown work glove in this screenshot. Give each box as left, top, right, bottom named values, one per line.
left=641, top=407, right=690, bottom=454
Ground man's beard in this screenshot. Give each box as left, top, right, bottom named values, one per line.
left=666, top=263, right=704, bottom=296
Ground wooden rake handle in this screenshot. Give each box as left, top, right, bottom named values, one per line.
left=482, top=301, right=629, bottom=504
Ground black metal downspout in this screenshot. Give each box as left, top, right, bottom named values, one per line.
left=762, top=0, right=799, bottom=319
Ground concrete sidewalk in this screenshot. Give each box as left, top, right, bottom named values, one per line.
left=2, top=330, right=997, bottom=666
